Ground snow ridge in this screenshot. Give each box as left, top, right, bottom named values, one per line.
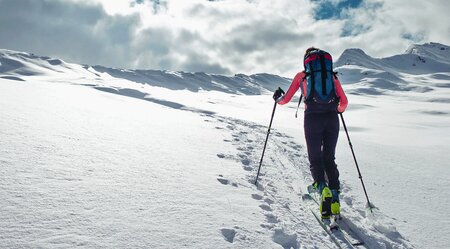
left=0, top=49, right=291, bottom=95
left=336, top=42, right=450, bottom=74
left=334, top=42, right=450, bottom=95
left=404, top=42, right=450, bottom=65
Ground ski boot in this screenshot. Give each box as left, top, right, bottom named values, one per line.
left=331, top=189, right=341, bottom=220
left=308, top=181, right=327, bottom=195
left=320, top=186, right=332, bottom=220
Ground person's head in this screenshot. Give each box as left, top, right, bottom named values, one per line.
left=305, top=47, right=319, bottom=56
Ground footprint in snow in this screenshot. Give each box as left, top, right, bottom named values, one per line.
left=259, top=203, right=272, bottom=212
left=272, top=229, right=299, bottom=249
left=220, top=228, right=236, bottom=243
left=217, top=176, right=238, bottom=187
left=264, top=198, right=275, bottom=205
left=260, top=223, right=274, bottom=229
left=217, top=177, right=229, bottom=185
left=226, top=125, right=235, bottom=130
left=236, top=146, right=246, bottom=151
left=251, top=193, right=263, bottom=200
left=243, top=151, right=252, bottom=156
left=243, top=165, right=253, bottom=171
left=241, top=158, right=251, bottom=166
left=216, top=153, right=226, bottom=159
left=343, top=196, right=353, bottom=206
left=265, top=213, right=279, bottom=223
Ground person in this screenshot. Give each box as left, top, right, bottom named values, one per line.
left=272, top=47, right=348, bottom=220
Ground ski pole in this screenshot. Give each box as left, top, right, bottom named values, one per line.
left=295, top=95, right=303, bottom=118
left=254, top=100, right=278, bottom=185
left=339, top=113, right=374, bottom=211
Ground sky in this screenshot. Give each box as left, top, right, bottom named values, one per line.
left=0, top=0, right=449, bottom=77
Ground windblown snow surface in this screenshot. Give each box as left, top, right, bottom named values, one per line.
left=0, top=42, right=449, bottom=248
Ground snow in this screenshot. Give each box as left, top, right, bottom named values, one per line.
left=1, top=43, right=449, bottom=248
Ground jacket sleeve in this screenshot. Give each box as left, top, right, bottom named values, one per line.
left=333, top=75, right=348, bottom=113
left=277, top=72, right=306, bottom=105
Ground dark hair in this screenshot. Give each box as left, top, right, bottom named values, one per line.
left=305, top=47, right=319, bottom=55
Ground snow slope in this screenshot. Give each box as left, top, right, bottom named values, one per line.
left=335, top=42, right=450, bottom=74
left=1, top=43, right=449, bottom=248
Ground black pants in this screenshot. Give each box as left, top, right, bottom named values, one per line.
left=304, top=112, right=340, bottom=190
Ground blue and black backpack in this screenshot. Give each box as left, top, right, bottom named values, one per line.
left=302, top=48, right=338, bottom=113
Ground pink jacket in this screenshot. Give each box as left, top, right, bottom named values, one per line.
left=277, top=71, right=348, bottom=113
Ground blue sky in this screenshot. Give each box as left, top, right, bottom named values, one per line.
left=0, top=0, right=448, bottom=76
left=312, top=0, right=362, bottom=20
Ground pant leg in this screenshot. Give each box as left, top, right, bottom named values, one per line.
left=322, top=112, right=340, bottom=190
left=304, top=113, right=326, bottom=184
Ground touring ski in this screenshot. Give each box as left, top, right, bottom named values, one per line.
left=303, top=191, right=365, bottom=248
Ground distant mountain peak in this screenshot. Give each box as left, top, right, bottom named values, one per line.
left=334, top=48, right=373, bottom=68
left=341, top=48, right=368, bottom=55
left=403, top=42, right=450, bottom=65
left=405, top=42, right=450, bottom=54
left=334, top=42, right=450, bottom=73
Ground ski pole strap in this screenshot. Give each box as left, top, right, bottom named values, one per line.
left=295, top=94, right=303, bottom=118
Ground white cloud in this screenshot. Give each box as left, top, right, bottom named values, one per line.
left=0, top=0, right=448, bottom=77
left=334, top=0, right=450, bottom=57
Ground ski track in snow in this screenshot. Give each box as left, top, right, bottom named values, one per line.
left=76, top=78, right=415, bottom=248
left=201, top=109, right=414, bottom=248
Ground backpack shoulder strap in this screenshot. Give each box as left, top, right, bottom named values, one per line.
left=307, top=59, right=316, bottom=101
left=319, top=52, right=327, bottom=95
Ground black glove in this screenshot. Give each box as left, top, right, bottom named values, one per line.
left=273, top=87, right=285, bottom=101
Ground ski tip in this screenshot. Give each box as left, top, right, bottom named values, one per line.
left=329, top=226, right=339, bottom=232
left=329, top=221, right=340, bottom=232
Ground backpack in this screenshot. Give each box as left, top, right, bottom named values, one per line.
left=302, top=48, right=338, bottom=113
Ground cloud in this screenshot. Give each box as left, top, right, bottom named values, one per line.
left=130, top=0, right=168, bottom=14
left=0, top=0, right=448, bottom=77
left=0, top=0, right=140, bottom=68
left=131, top=0, right=145, bottom=5
left=333, top=0, right=450, bottom=57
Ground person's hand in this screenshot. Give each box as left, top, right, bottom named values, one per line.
left=337, top=105, right=345, bottom=113
left=273, top=87, right=285, bottom=101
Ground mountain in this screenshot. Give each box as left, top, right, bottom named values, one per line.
left=0, top=49, right=291, bottom=95
left=336, top=42, right=450, bottom=73
left=404, top=42, right=450, bottom=65
left=2, top=42, right=449, bottom=98
left=334, top=42, right=450, bottom=95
